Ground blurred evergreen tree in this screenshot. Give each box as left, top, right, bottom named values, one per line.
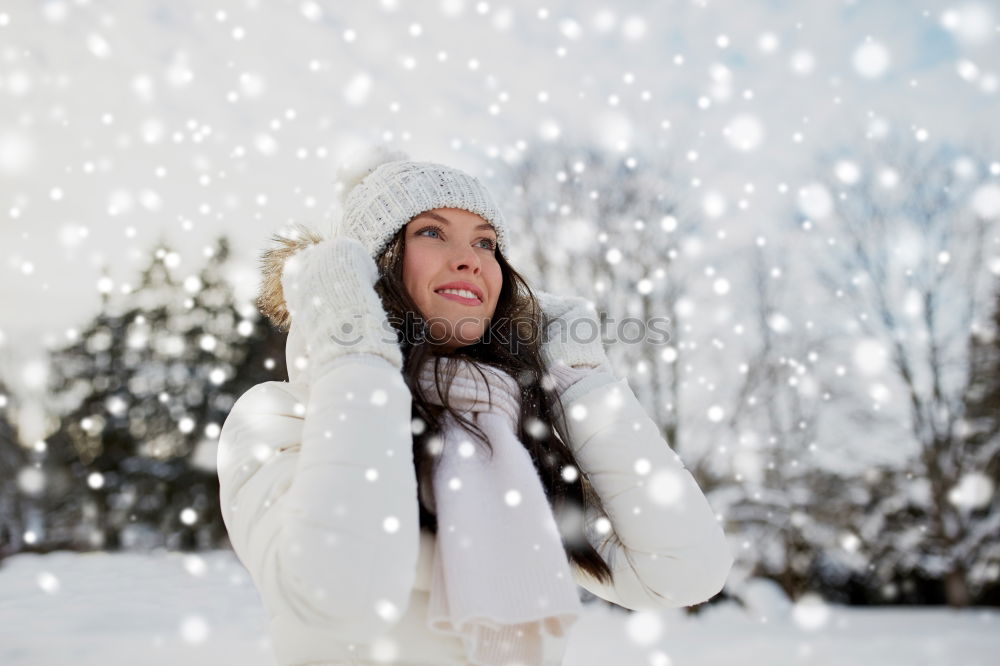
left=0, top=379, right=27, bottom=562
left=42, top=234, right=287, bottom=554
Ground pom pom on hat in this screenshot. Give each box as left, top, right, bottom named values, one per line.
left=336, top=143, right=411, bottom=208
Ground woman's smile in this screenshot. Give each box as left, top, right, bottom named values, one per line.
left=436, top=290, right=483, bottom=306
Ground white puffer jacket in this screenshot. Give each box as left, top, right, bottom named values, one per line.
left=217, top=315, right=734, bottom=665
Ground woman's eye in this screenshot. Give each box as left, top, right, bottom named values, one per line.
left=418, top=226, right=495, bottom=250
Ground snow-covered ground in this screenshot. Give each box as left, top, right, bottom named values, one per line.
left=0, top=549, right=997, bottom=665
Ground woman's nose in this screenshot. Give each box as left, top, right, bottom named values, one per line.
left=449, top=244, right=481, bottom=273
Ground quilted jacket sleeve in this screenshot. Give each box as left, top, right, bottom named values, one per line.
left=217, top=354, right=420, bottom=641
left=552, top=369, right=734, bottom=611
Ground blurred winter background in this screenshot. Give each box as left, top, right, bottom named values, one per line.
left=1, top=0, right=999, bottom=664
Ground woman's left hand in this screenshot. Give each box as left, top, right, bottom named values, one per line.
left=535, top=290, right=614, bottom=394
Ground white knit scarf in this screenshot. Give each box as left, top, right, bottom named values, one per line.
left=415, top=357, right=583, bottom=666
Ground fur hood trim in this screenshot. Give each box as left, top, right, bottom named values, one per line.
left=256, top=222, right=326, bottom=332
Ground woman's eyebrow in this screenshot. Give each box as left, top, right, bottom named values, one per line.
left=416, top=211, right=496, bottom=233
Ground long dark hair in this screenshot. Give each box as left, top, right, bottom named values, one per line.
left=373, top=220, right=616, bottom=585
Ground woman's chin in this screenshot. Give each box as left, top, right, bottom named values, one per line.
left=427, top=329, right=485, bottom=352
left=425, top=317, right=484, bottom=341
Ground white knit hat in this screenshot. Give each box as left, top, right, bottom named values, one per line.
left=335, top=144, right=510, bottom=259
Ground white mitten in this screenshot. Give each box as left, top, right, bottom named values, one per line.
left=281, top=236, right=403, bottom=377
left=535, top=290, right=614, bottom=396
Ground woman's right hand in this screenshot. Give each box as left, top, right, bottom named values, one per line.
left=281, top=235, right=403, bottom=375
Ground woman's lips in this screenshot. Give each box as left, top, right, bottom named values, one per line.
left=435, top=291, right=481, bottom=306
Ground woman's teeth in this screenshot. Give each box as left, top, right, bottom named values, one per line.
left=436, top=288, right=480, bottom=302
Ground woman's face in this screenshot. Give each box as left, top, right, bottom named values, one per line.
left=402, top=207, right=503, bottom=352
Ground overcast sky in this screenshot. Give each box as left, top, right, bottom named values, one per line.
left=1, top=0, right=997, bottom=395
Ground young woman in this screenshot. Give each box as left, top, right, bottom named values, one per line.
left=217, top=147, right=733, bottom=666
